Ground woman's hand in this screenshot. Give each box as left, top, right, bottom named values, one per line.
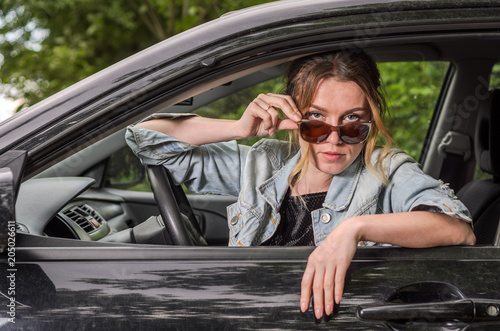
left=236, top=93, right=302, bottom=138
left=300, top=218, right=360, bottom=320
left=299, top=212, right=475, bottom=320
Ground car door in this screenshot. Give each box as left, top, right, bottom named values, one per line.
left=3, top=242, right=500, bottom=330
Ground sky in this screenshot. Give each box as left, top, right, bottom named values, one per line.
left=0, top=94, right=21, bottom=122
left=0, top=11, right=44, bottom=124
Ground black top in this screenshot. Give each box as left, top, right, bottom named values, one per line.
left=263, top=190, right=327, bottom=246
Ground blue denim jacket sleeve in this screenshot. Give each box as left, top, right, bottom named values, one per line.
left=380, top=150, right=472, bottom=223
left=125, top=113, right=249, bottom=196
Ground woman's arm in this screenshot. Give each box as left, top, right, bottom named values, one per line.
left=135, top=93, right=301, bottom=145
left=136, top=116, right=242, bottom=145
left=300, top=212, right=475, bottom=319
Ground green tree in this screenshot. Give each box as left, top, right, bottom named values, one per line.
left=0, top=0, right=273, bottom=107
left=379, top=61, right=449, bottom=159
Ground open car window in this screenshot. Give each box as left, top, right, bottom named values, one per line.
left=104, top=61, right=450, bottom=192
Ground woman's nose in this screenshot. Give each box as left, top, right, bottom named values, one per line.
left=325, top=127, right=342, bottom=145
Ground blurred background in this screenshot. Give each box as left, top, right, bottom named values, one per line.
left=3, top=0, right=495, bottom=162
left=0, top=0, right=273, bottom=117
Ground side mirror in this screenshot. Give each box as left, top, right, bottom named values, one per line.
left=105, top=147, right=146, bottom=189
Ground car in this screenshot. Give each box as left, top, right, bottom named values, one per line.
left=1, top=0, right=500, bottom=329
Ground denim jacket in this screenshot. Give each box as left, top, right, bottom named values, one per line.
left=126, top=113, right=472, bottom=247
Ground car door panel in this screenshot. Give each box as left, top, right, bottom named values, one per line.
left=4, top=245, right=500, bottom=330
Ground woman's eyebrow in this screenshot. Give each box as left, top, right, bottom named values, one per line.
left=310, top=104, right=328, bottom=112
left=310, top=104, right=369, bottom=115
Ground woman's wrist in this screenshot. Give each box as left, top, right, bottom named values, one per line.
left=228, top=120, right=249, bottom=140
left=350, top=216, right=366, bottom=242
left=325, top=216, right=364, bottom=246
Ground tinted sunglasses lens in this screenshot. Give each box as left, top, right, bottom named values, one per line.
left=300, top=121, right=371, bottom=144
left=300, top=121, right=331, bottom=143
left=340, top=123, right=370, bottom=144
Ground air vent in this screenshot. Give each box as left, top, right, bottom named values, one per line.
left=62, top=204, right=104, bottom=233
left=79, top=204, right=105, bottom=225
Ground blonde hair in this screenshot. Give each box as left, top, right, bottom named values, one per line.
left=285, top=50, right=394, bottom=189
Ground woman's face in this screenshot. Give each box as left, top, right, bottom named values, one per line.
left=299, top=78, right=371, bottom=177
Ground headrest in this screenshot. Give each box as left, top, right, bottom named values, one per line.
left=475, top=89, right=500, bottom=178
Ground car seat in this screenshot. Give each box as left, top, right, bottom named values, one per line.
left=457, top=89, right=500, bottom=245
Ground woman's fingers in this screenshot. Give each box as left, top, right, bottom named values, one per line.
left=239, top=93, right=301, bottom=138
left=312, top=266, right=325, bottom=319
left=266, top=106, right=279, bottom=136
left=301, top=249, right=335, bottom=320
left=257, top=93, right=302, bottom=122
left=334, top=264, right=347, bottom=305
left=323, top=266, right=335, bottom=316
left=266, top=93, right=302, bottom=122
left=241, top=99, right=275, bottom=137
left=277, top=118, right=299, bottom=131
left=254, top=103, right=275, bottom=133
left=301, top=265, right=341, bottom=320
left=299, top=219, right=359, bottom=321
left=300, top=264, right=314, bottom=313
left=300, top=243, right=353, bottom=321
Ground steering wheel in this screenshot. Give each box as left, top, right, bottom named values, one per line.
left=146, top=165, right=207, bottom=246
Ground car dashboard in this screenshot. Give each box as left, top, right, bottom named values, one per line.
left=16, top=177, right=130, bottom=242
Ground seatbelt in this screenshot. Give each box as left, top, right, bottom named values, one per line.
left=438, top=131, right=472, bottom=191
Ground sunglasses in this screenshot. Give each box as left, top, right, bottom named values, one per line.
left=298, top=120, right=372, bottom=144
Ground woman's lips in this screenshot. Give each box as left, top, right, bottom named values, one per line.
left=321, top=151, right=344, bottom=162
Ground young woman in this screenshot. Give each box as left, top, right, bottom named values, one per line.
left=126, top=50, right=475, bottom=320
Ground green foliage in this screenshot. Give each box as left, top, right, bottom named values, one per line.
left=490, top=63, right=500, bottom=90
left=378, top=61, right=449, bottom=160
left=0, top=0, right=274, bottom=107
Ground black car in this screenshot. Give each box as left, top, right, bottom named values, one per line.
left=1, top=0, right=500, bottom=329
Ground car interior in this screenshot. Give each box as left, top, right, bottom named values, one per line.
left=456, top=89, right=500, bottom=245
left=13, top=38, right=500, bottom=248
